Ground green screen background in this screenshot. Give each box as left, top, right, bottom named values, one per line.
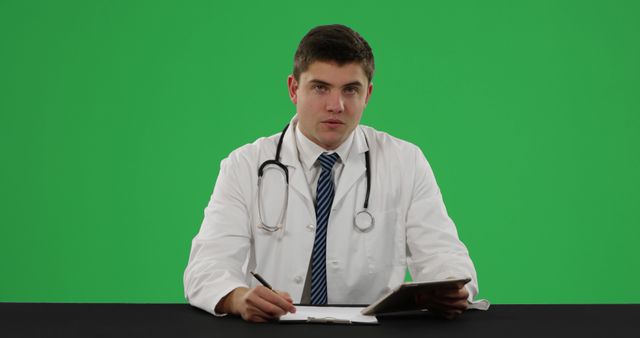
left=1, top=0, right=639, bottom=304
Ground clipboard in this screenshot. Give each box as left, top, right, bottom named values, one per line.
left=361, top=278, right=471, bottom=315
left=279, top=306, right=378, bottom=324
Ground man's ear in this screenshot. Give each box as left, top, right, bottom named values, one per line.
left=364, top=82, right=373, bottom=106
left=287, top=75, right=298, bottom=105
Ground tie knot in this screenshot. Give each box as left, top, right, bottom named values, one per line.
left=318, top=152, right=340, bottom=171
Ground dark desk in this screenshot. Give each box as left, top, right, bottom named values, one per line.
left=1, top=303, right=638, bottom=338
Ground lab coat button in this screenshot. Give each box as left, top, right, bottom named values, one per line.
left=294, top=276, right=303, bottom=284
left=307, top=224, right=315, bottom=231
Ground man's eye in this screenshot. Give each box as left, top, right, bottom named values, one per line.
left=344, top=87, right=359, bottom=95
left=312, top=85, right=328, bottom=93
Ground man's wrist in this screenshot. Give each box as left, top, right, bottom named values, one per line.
left=216, top=287, right=248, bottom=315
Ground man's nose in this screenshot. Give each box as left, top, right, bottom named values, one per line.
left=325, top=91, right=344, bottom=113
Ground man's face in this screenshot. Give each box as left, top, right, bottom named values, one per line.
left=288, top=61, right=373, bottom=150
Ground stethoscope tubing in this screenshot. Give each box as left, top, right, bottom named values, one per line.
left=257, top=123, right=374, bottom=232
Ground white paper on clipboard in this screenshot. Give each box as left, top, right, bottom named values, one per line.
left=279, top=306, right=378, bottom=324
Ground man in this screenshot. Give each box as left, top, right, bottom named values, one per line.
left=184, top=24, right=485, bottom=322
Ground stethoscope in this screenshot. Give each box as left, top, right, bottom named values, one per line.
left=257, top=123, right=374, bottom=233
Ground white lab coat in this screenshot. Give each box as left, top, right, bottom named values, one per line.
left=184, top=117, right=485, bottom=316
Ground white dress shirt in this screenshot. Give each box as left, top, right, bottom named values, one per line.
left=293, top=123, right=355, bottom=205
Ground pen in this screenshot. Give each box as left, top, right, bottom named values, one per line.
left=250, top=271, right=276, bottom=292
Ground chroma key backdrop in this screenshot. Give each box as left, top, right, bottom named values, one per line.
left=1, top=0, right=639, bottom=304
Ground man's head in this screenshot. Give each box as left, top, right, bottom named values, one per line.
left=288, top=24, right=375, bottom=150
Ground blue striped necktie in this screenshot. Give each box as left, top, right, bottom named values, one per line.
left=310, top=152, right=340, bottom=305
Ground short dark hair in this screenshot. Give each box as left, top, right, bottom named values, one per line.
left=293, top=24, right=375, bottom=83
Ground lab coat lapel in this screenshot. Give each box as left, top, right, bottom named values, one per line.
left=333, top=127, right=368, bottom=207
left=279, top=118, right=314, bottom=207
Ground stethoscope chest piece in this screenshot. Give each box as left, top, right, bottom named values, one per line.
left=354, top=209, right=374, bottom=232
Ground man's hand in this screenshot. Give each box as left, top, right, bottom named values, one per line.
left=415, top=282, right=469, bottom=320
left=216, top=286, right=296, bottom=322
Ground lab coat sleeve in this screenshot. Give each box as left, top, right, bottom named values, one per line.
left=404, top=146, right=481, bottom=303
left=183, top=152, right=253, bottom=316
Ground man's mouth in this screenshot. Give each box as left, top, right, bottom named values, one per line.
left=322, top=119, right=344, bottom=125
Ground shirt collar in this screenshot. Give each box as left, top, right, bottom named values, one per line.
left=294, top=121, right=355, bottom=171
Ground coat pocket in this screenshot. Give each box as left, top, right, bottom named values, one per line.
left=362, top=208, right=405, bottom=274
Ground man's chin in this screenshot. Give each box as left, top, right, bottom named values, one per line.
left=318, top=134, right=346, bottom=150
